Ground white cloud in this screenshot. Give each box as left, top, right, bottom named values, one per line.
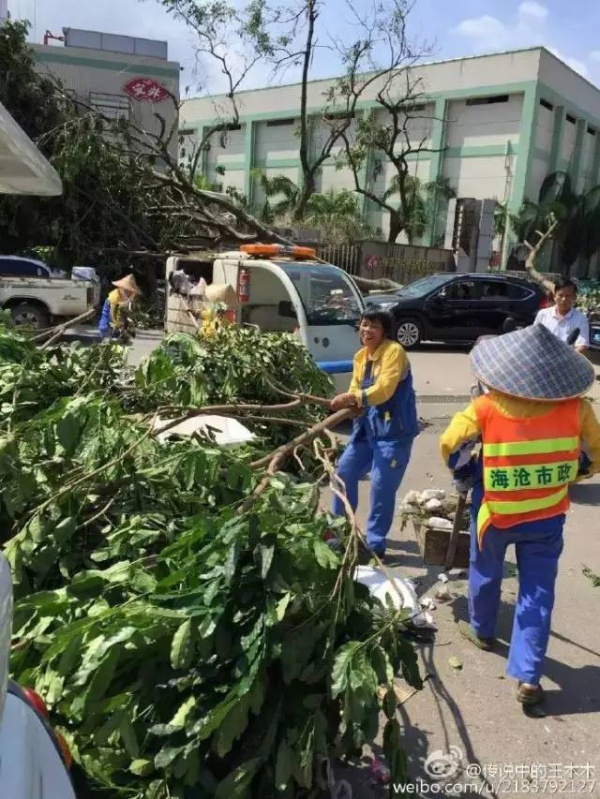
left=518, top=1, right=549, bottom=21
left=454, top=2, right=591, bottom=80
left=453, top=5, right=546, bottom=52
left=455, top=15, right=506, bottom=42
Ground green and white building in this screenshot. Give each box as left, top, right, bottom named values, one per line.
left=32, top=28, right=180, bottom=158
left=180, top=46, right=600, bottom=258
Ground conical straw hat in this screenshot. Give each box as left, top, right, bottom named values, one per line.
left=470, top=324, right=595, bottom=401
left=204, top=283, right=240, bottom=309
left=112, top=274, right=140, bottom=295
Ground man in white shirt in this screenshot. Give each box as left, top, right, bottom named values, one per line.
left=534, top=276, right=589, bottom=353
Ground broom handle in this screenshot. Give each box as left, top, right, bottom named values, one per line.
left=445, top=492, right=467, bottom=570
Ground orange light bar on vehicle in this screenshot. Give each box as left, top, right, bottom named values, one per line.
left=240, top=243, right=317, bottom=260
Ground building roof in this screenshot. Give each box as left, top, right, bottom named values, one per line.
left=183, top=45, right=599, bottom=103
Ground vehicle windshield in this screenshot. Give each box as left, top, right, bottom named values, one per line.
left=277, top=262, right=362, bottom=326
left=398, top=273, right=453, bottom=298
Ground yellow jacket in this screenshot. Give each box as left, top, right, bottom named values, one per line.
left=440, top=391, right=600, bottom=481
left=349, top=340, right=410, bottom=407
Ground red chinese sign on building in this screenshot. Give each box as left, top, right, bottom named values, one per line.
left=123, top=77, right=169, bottom=103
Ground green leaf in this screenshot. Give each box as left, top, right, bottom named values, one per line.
left=259, top=544, right=274, bottom=579
left=171, top=619, right=194, bottom=670
left=214, top=692, right=251, bottom=757
left=215, top=758, right=260, bottom=799
left=120, top=716, right=140, bottom=758
left=331, top=641, right=361, bottom=697
left=130, top=759, right=154, bottom=777
left=154, top=744, right=186, bottom=770
left=56, top=413, right=80, bottom=452
left=54, top=516, right=77, bottom=544
left=383, top=687, right=397, bottom=720
left=224, top=541, right=241, bottom=580
left=83, top=646, right=121, bottom=709
left=275, top=738, right=294, bottom=791
left=170, top=696, right=196, bottom=729
left=313, top=539, right=339, bottom=569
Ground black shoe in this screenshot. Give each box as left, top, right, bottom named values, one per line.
left=357, top=542, right=385, bottom=565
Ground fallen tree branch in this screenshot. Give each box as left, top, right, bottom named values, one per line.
left=262, top=376, right=333, bottom=408
left=32, top=307, right=96, bottom=346
left=239, top=408, right=356, bottom=513
left=152, top=399, right=305, bottom=437
left=250, top=408, right=355, bottom=471
left=524, top=218, right=559, bottom=295
left=352, top=276, right=404, bottom=293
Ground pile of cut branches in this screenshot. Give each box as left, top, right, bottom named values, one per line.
left=3, top=325, right=421, bottom=799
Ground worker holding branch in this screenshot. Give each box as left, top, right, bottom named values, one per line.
left=440, top=324, right=600, bottom=706
left=330, top=310, right=419, bottom=561
left=99, top=274, right=140, bottom=341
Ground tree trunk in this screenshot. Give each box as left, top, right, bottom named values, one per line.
left=293, top=176, right=316, bottom=222
left=387, top=212, right=403, bottom=244
left=296, top=0, right=318, bottom=221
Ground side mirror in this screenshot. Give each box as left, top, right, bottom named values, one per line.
left=278, top=300, right=297, bottom=319
left=502, top=317, right=517, bottom=333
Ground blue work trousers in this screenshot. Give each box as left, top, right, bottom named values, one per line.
left=469, top=514, right=564, bottom=684
left=332, top=438, right=412, bottom=554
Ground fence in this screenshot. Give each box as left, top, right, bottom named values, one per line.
left=314, top=240, right=455, bottom=284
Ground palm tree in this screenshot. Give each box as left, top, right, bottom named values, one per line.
left=251, top=171, right=301, bottom=223
left=506, top=171, right=600, bottom=274
left=383, top=175, right=455, bottom=244
left=305, top=189, right=375, bottom=242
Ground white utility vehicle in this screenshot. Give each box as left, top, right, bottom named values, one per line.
left=166, top=243, right=365, bottom=391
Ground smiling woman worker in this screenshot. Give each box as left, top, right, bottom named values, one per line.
left=330, top=310, right=419, bottom=559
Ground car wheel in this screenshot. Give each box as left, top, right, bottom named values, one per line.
left=396, top=318, right=422, bottom=349
left=10, top=302, right=50, bottom=330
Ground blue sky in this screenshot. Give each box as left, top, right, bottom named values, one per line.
left=10, top=0, right=600, bottom=94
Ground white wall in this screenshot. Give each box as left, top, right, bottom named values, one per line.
left=33, top=45, right=180, bottom=157
left=255, top=119, right=299, bottom=163
left=181, top=49, right=543, bottom=125
left=205, top=125, right=246, bottom=175
left=539, top=49, right=600, bottom=126
left=579, top=128, right=596, bottom=191
left=443, top=155, right=511, bottom=199
left=535, top=102, right=554, bottom=153
left=529, top=157, right=549, bottom=199
left=561, top=116, right=577, bottom=167
left=446, top=94, right=523, bottom=149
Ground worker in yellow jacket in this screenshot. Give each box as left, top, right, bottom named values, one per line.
left=440, top=324, right=600, bottom=706
left=99, top=274, right=140, bottom=340
left=331, top=310, right=419, bottom=560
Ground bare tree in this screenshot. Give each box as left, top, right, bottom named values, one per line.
left=158, top=0, right=435, bottom=226
left=258, top=0, right=432, bottom=221
left=337, top=59, right=450, bottom=243
left=155, top=0, right=275, bottom=182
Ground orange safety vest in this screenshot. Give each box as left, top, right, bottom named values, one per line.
left=474, top=394, right=581, bottom=544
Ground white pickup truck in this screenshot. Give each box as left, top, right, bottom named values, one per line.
left=0, top=264, right=100, bottom=329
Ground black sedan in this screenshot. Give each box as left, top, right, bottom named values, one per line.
left=364, top=272, right=549, bottom=349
